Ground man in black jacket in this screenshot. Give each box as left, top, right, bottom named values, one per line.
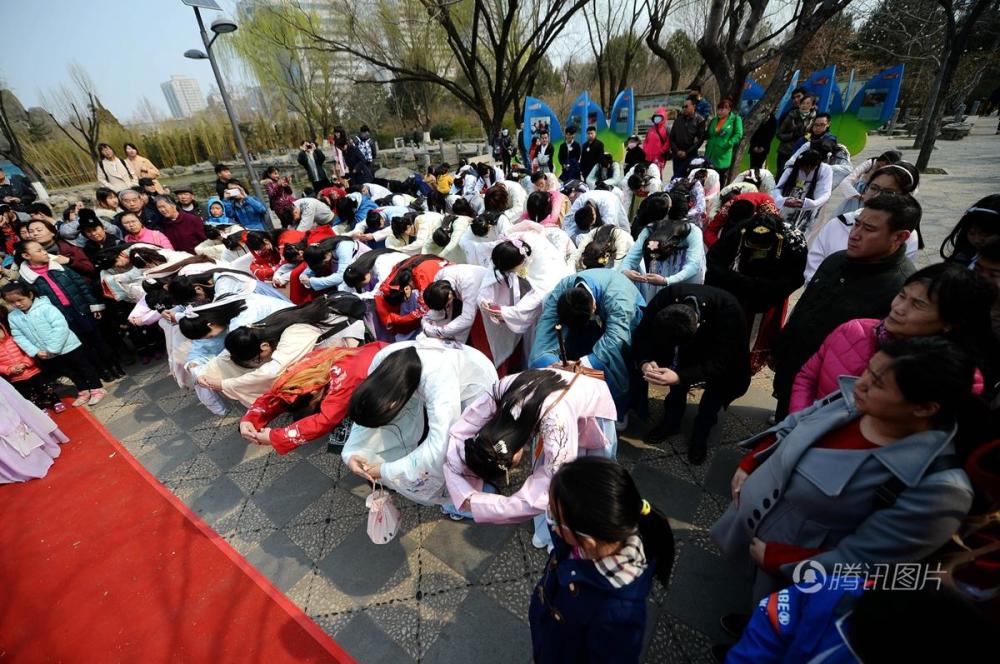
left=297, top=140, right=331, bottom=192
left=669, top=97, right=707, bottom=178
left=634, top=283, right=751, bottom=464
left=0, top=167, right=36, bottom=213
left=557, top=126, right=582, bottom=182
left=579, top=125, right=604, bottom=183
left=771, top=193, right=920, bottom=419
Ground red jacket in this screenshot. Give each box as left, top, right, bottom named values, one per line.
left=704, top=192, right=777, bottom=247
left=160, top=210, right=207, bottom=253
left=241, top=342, right=388, bottom=453
left=642, top=106, right=670, bottom=171
left=0, top=332, right=41, bottom=382
left=373, top=256, right=449, bottom=334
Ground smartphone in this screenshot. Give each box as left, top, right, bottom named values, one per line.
left=226, top=188, right=241, bottom=197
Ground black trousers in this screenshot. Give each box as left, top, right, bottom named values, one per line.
left=663, top=382, right=728, bottom=440
left=41, top=346, right=102, bottom=391
left=10, top=373, right=60, bottom=408
left=67, top=312, right=117, bottom=372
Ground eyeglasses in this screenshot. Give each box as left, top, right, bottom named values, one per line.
left=866, top=183, right=899, bottom=196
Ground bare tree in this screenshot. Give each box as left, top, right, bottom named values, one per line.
left=268, top=0, right=591, bottom=138
left=914, top=0, right=997, bottom=170
left=43, top=64, right=104, bottom=165
left=697, top=0, right=857, bottom=106
left=582, top=0, right=650, bottom=110
left=645, top=0, right=682, bottom=90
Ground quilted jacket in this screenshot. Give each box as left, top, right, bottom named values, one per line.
left=790, top=318, right=879, bottom=413
left=0, top=331, right=41, bottom=381
left=790, top=318, right=985, bottom=413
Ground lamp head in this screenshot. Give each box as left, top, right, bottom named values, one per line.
left=210, top=17, right=238, bottom=34
left=184, top=49, right=208, bottom=59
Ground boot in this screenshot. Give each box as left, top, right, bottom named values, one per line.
left=644, top=390, right=687, bottom=444
left=687, top=412, right=717, bottom=465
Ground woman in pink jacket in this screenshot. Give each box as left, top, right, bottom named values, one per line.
left=643, top=107, right=671, bottom=173
left=790, top=263, right=995, bottom=412
left=444, top=368, right=617, bottom=549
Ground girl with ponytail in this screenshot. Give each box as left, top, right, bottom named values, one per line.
left=444, top=367, right=618, bottom=549
left=531, top=457, right=675, bottom=663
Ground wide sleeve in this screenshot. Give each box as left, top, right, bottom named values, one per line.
left=801, top=166, right=833, bottom=210
left=468, top=404, right=580, bottom=523
left=771, top=170, right=790, bottom=209
left=838, top=159, right=869, bottom=200
left=803, top=221, right=835, bottom=283
left=242, top=391, right=285, bottom=432
left=803, top=473, right=974, bottom=576
left=586, top=282, right=637, bottom=371
left=308, top=242, right=356, bottom=290
left=422, top=277, right=479, bottom=340
left=443, top=389, right=500, bottom=504
left=380, top=369, right=462, bottom=496
left=528, top=281, right=568, bottom=366
left=667, top=225, right=705, bottom=285
left=618, top=227, right=648, bottom=272
left=269, top=372, right=354, bottom=453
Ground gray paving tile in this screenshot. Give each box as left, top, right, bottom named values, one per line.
left=631, top=465, right=705, bottom=524
left=133, top=433, right=200, bottom=478
left=332, top=612, right=414, bottom=664
left=252, top=460, right=334, bottom=526
left=422, top=589, right=533, bottom=664
left=664, top=546, right=753, bottom=644
left=702, top=446, right=745, bottom=498
left=422, top=517, right=518, bottom=581
left=181, top=474, right=248, bottom=523
left=203, top=432, right=274, bottom=471
left=316, top=521, right=418, bottom=601
left=243, top=530, right=315, bottom=592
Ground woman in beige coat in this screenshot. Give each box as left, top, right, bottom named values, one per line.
left=124, top=143, right=165, bottom=193
left=97, top=143, right=138, bottom=192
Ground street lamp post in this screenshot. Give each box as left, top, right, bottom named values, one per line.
left=182, top=0, right=273, bottom=227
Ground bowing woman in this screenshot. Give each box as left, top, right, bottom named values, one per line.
left=342, top=338, right=498, bottom=505
left=711, top=337, right=976, bottom=603
left=198, top=293, right=367, bottom=407
left=240, top=342, right=389, bottom=453
left=474, top=226, right=572, bottom=376
left=372, top=253, right=450, bottom=341
left=444, top=368, right=618, bottom=549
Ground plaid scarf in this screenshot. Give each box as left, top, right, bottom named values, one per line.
left=592, top=535, right=647, bottom=589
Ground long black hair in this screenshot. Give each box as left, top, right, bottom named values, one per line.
left=490, top=239, right=531, bottom=287
left=780, top=149, right=822, bottom=198
left=97, top=142, right=133, bottom=183
left=939, top=194, right=1000, bottom=265
left=630, top=191, right=671, bottom=239
left=463, top=370, right=568, bottom=486
left=168, top=268, right=252, bottom=305
left=580, top=224, right=619, bottom=269
left=347, top=346, right=422, bottom=427
left=431, top=214, right=459, bottom=248
left=343, top=248, right=398, bottom=291
left=573, top=201, right=602, bottom=233
left=642, top=220, right=691, bottom=267
left=525, top=190, right=552, bottom=223
left=550, top=457, right=675, bottom=584
left=178, top=298, right=248, bottom=340
left=224, top=294, right=364, bottom=366
left=391, top=211, right=418, bottom=241
left=303, top=236, right=356, bottom=274
left=471, top=210, right=501, bottom=237
left=879, top=336, right=974, bottom=428
left=335, top=196, right=360, bottom=229
left=383, top=254, right=440, bottom=305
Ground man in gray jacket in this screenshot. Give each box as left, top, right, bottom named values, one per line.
left=669, top=96, right=707, bottom=178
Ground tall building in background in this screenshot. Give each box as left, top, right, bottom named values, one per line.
left=160, top=75, right=207, bottom=119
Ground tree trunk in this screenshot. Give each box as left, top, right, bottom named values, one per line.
left=687, top=62, right=710, bottom=90
left=916, top=47, right=963, bottom=170
left=912, top=56, right=948, bottom=148
left=645, top=34, right=682, bottom=91
left=727, top=54, right=798, bottom=181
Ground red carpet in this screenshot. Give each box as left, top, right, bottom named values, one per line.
left=0, top=404, right=353, bottom=663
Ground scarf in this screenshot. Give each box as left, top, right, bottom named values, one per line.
left=32, top=263, right=71, bottom=306
left=590, top=534, right=647, bottom=589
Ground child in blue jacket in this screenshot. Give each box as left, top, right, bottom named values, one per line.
left=2, top=283, right=106, bottom=406
left=530, top=458, right=675, bottom=664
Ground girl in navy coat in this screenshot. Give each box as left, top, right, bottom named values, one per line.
left=530, top=457, right=675, bottom=663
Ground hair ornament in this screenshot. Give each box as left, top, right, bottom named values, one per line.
left=640, top=499, right=651, bottom=516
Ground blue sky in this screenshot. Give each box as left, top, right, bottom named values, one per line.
left=0, top=0, right=248, bottom=121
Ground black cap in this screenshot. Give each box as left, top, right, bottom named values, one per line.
left=138, top=177, right=155, bottom=187
left=174, top=184, right=194, bottom=194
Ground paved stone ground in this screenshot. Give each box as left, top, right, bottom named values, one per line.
left=86, top=118, right=1000, bottom=663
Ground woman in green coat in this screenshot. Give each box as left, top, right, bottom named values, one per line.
left=705, top=97, right=744, bottom=183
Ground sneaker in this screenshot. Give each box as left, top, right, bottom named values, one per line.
left=614, top=412, right=629, bottom=433
left=52, top=402, right=67, bottom=414
left=531, top=532, right=549, bottom=549
left=88, top=389, right=108, bottom=405
left=71, top=391, right=91, bottom=407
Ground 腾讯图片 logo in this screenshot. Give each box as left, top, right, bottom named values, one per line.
left=792, top=560, right=827, bottom=594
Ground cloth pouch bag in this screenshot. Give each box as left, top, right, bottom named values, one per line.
left=366, top=480, right=402, bottom=544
